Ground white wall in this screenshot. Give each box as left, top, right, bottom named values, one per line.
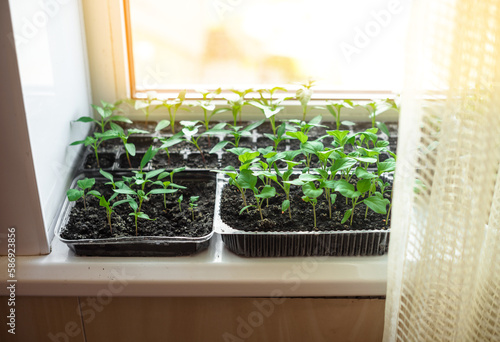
left=7, top=0, right=91, bottom=246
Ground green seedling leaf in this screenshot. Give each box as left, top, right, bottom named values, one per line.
left=136, top=212, right=154, bottom=220
left=330, top=158, right=357, bottom=173
left=87, top=190, right=100, bottom=197
left=99, top=169, right=114, bottom=182
left=239, top=205, right=255, bottom=215
left=67, top=189, right=83, bottom=201
left=377, top=161, right=396, bottom=175
left=286, top=131, right=308, bottom=144
left=302, top=182, right=323, bottom=199
left=355, top=167, right=378, bottom=180
left=341, top=209, right=352, bottom=224
left=364, top=196, right=390, bottom=214
left=238, top=151, right=260, bottom=164
left=326, top=130, right=350, bottom=145
left=210, top=141, right=229, bottom=154
left=125, top=143, right=136, bottom=156
left=113, top=188, right=137, bottom=195
left=356, top=179, right=372, bottom=193
left=255, top=185, right=276, bottom=199
left=376, top=122, right=390, bottom=136
left=237, top=169, right=257, bottom=189
left=341, top=120, right=355, bottom=126
left=376, top=140, right=390, bottom=148
left=227, top=147, right=252, bottom=156
left=75, top=116, right=97, bottom=123
left=77, top=178, right=95, bottom=190
left=141, top=146, right=157, bottom=169
left=299, top=173, right=321, bottom=182
left=330, top=194, right=337, bottom=205
left=155, top=120, right=170, bottom=131
left=149, top=189, right=178, bottom=195
left=353, top=156, right=377, bottom=164
left=282, top=200, right=290, bottom=213
left=145, top=169, right=166, bottom=180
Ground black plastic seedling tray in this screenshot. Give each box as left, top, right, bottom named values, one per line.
left=56, top=171, right=216, bottom=256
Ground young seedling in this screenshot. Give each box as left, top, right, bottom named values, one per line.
left=189, top=196, right=199, bottom=220
left=90, top=191, right=129, bottom=234
left=157, top=90, right=187, bottom=134
left=249, top=87, right=290, bottom=136
left=287, top=115, right=326, bottom=135
left=107, top=123, right=150, bottom=168
left=177, top=195, right=183, bottom=212
left=295, top=80, right=315, bottom=121
left=132, top=91, right=160, bottom=125
left=263, top=122, right=288, bottom=152
left=121, top=197, right=155, bottom=236
left=195, top=88, right=229, bottom=147
left=240, top=183, right=276, bottom=221
left=155, top=168, right=187, bottom=209
left=207, top=120, right=265, bottom=153
left=180, top=120, right=208, bottom=165
left=75, top=100, right=132, bottom=133
left=70, top=130, right=116, bottom=168
left=224, top=88, right=253, bottom=126
left=301, top=181, right=324, bottom=228
left=66, top=178, right=99, bottom=210
left=335, top=179, right=389, bottom=225
left=363, top=100, right=392, bottom=133
left=323, top=100, right=355, bottom=130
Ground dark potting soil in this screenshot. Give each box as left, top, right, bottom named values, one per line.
left=84, top=152, right=115, bottom=169
left=151, top=152, right=185, bottom=169
left=220, top=153, right=239, bottom=168
left=118, top=152, right=146, bottom=169
left=127, top=136, right=156, bottom=150
left=61, top=179, right=215, bottom=240
left=185, top=153, right=219, bottom=169
left=256, top=137, right=287, bottom=151
left=220, top=180, right=391, bottom=232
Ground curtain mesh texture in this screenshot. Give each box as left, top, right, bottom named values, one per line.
left=384, top=0, right=500, bottom=341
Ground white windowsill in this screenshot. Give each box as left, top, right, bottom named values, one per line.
left=0, top=234, right=387, bottom=297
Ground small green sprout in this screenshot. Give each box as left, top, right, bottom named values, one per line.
left=180, top=120, right=208, bottom=165
left=132, top=91, right=160, bottom=125
left=301, top=181, right=324, bottom=228
left=75, top=100, right=132, bottom=133
left=66, top=178, right=99, bottom=210
left=195, top=88, right=228, bottom=147
left=295, top=80, right=315, bottom=121
left=224, top=88, right=254, bottom=126
left=249, top=87, right=290, bottom=136
left=323, top=100, right=355, bottom=130
left=157, top=90, right=187, bottom=133
left=189, top=196, right=199, bottom=220
left=177, top=195, right=183, bottom=212
left=207, top=120, right=265, bottom=153
left=107, top=123, right=150, bottom=168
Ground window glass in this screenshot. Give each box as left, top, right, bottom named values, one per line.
left=128, top=0, right=412, bottom=92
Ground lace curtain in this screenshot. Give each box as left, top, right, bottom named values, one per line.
left=384, top=0, right=500, bottom=340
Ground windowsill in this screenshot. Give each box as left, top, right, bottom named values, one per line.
left=0, top=234, right=387, bottom=297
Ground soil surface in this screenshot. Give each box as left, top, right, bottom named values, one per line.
left=118, top=152, right=146, bottom=169
left=152, top=152, right=186, bottom=169
left=185, top=153, right=219, bottom=169
left=61, top=177, right=216, bottom=240
left=220, top=178, right=391, bottom=232
left=84, top=152, right=115, bottom=169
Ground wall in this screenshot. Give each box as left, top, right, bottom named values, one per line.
left=7, top=0, right=91, bottom=246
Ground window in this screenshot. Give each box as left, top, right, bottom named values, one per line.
left=125, top=0, right=412, bottom=97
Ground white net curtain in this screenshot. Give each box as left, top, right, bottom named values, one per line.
left=384, top=0, right=500, bottom=340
